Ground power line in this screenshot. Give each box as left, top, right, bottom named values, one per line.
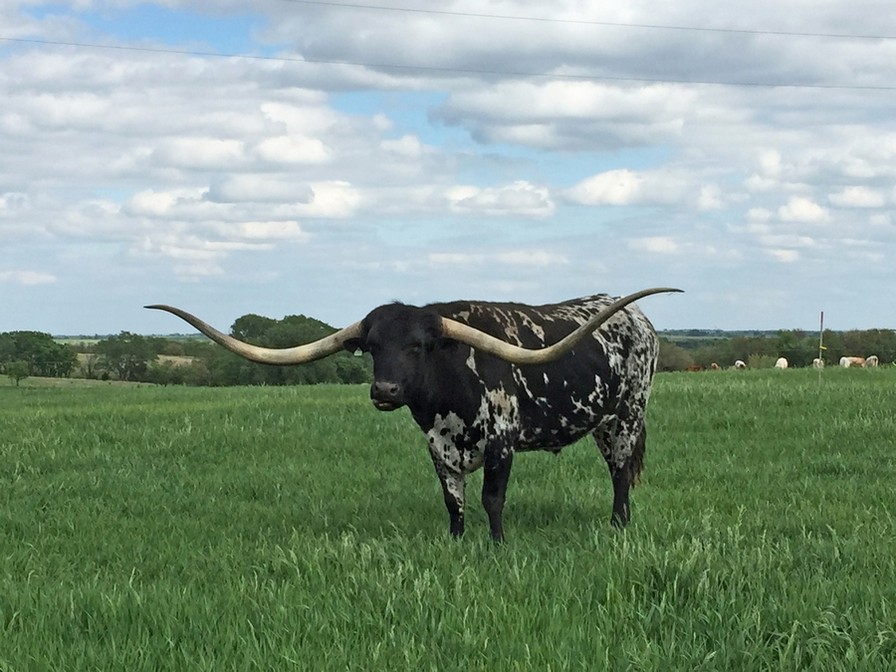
left=277, top=0, right=896, bottom=41
left=2, top=35, right=895, bottom=91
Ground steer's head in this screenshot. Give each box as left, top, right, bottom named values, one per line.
left=345, top=304, right=445, bottom=412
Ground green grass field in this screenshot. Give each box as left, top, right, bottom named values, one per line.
left=1, top=369, right=895, bottom=670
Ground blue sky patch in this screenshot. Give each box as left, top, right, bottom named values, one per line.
left=30, top=3, right=270, bottom=54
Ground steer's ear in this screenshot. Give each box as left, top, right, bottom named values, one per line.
left=343, top=337, right=365, bottom=354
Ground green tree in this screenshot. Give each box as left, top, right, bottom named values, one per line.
left=80, top=353, right=100, bottom=379
left=95, top=332, right=155, bottom=381
left=203, top=349, right=247, bottom=386
left=181, top=360, right=213, bottom=386
left=231, top=314, right=277, bottom=343
left=6, top=360, right=29, bottom=386
left=819, top=329, right=843, bottom=365
left=215, top=313, right=372, bottom=386
left=0, top=333, right=14, bottom=363
left=775, top=330, right=815, bottom=367
left=335, top=353, right=371, bottom=383
left=657, top=339, right=695, bottom=372
left=0, top=331, right=77, bottom=378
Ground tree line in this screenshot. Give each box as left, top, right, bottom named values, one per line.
left=1, top=313, right=371, bottom=386
left=0, top=331, right=79, bottom=385
left=3, top=322, right=894, bottom=386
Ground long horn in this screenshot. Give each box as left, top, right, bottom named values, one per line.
left=439, top=287, right=683, bottom=365
left=145, top=304, right=364, bottom=365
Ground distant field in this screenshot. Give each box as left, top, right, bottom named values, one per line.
left=1, top=369, right=895, bottom=670
left=63, top=353, right=195, bottom=372
left=0, top=374, right=152, bottom=388
left=54, top=338, right=101, bottom=346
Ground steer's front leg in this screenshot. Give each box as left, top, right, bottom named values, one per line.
left=482, top=441, right=514, bottom=542
left=430, top=459, right=466, bottom=537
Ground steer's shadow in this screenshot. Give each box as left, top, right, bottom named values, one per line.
left=285, top=490, right=612, bottom=540
left=268, top=448, right=621, bottom=540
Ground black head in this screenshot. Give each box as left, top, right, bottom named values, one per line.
left=344, top=303, right=450, bottom=411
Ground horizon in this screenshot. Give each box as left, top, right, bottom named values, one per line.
left=45, top=323, right=889, bottom=341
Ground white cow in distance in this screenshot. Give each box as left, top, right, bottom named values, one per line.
left=775, top=357, right=788, bottom=369
left=840, top=356, right=866, bottom=368
left=734, top=360, right=747, bottom=370
left=866, top=355, right=879, bottom=367
left=812, top=358, right=824, bottom=369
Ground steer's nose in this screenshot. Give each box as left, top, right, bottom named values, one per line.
left=370, top=380, right=401, bottom=409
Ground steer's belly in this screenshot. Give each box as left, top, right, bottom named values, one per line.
left=516, top=396, right=608, bottom=452
left=517, top=425, right=592, bottom=452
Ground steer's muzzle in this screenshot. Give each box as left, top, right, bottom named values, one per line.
left=370, top=381, right=402, bottom=411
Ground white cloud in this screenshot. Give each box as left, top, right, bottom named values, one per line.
left=495, top=250, right=568, bottom=266
left=767, top=249, right=801, bottom=263
left=746, top=208, right=773, bottom=223
left=255, top=135, right=332, bottom=164
left=445, top=181, right=553, bottom=216
left=229, top=221, right=309, bottom=241
left=152, top=137, right=245, bottom=169
left=437, top=81, right=691, bottom=150
left=0, top=270, right=56, bottom=285
left=758, top=233, right=817, bottom=249
left=428, top=249, right=568, bottom=267
left=567, top=169, right=643, bottom=206
left=427, top=252, right=474, bottom=266
left=381, top=135, right=426, bottom=159
left=628, top=236, right=680, bottom=254
left=205, top=177, right=315, bottom=205
left=260, top=100, right=335, bottom=132
left=778, top=196, right=830, bottom=223
left=697, top=185, right=724, bottom=211
left=566, top=168, right=694, bottom=207
left=0, top=192, right=29, bottom=211
left=293, top=182, right=361, bottom=218
left=127, top=189, right=204, bottom=216
left=828, top=186, right=886, bottom=208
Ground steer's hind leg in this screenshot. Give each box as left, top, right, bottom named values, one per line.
left=481, top=442, right=514, bottom=542
left=593, top=421, right=646, bottom=529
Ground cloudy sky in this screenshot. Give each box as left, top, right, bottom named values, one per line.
left=2, top=1, right=895, bottom=335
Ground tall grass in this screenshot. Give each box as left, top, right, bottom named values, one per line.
left=1, top=369, right=895, bottom=670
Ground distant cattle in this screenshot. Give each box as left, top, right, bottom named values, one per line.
left=812, top=358, right=824, bottom=369
left=734, top=360, right=747, bottom=370
left=710, top=362, right=720, bottom=370
left=774, top=357, right=788, bottom=369
left=866, top=355, right=879, bottom=367
left=840, top=356, right=866, bottom=368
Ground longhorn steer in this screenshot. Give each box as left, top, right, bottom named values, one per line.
left=147, top=287, right=681, bottom=541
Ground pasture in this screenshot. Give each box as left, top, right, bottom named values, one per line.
left=1, top=368, right=895, bottom=670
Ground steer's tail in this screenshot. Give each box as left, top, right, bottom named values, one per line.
left=631, top=424, right=646, bottom=486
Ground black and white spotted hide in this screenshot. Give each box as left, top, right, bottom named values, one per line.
left=355, top=294, right=659, bottom=541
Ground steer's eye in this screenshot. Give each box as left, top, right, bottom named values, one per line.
left=406, top=342, right=424, bottom=354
